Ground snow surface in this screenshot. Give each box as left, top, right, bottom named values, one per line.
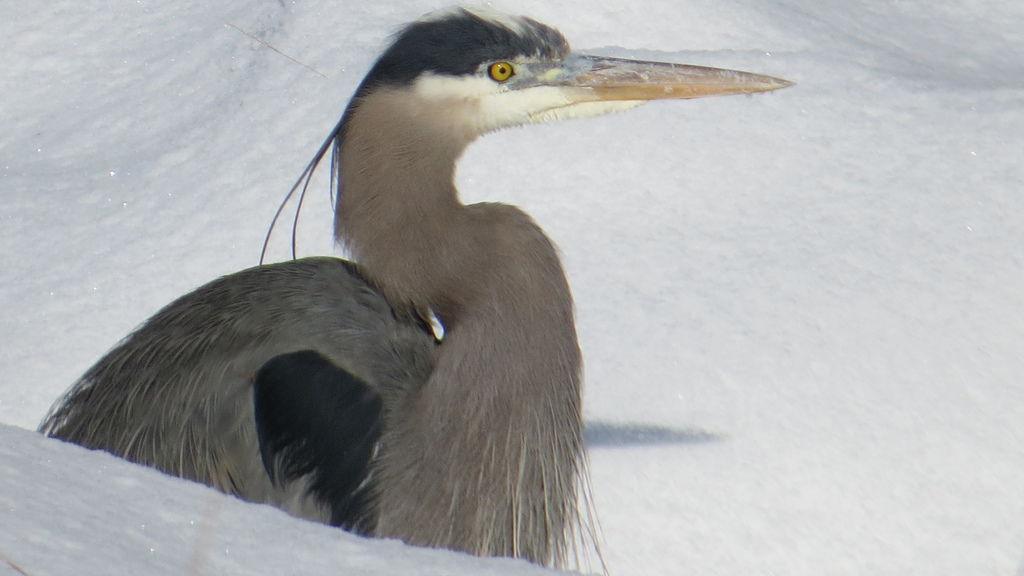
left=2, top=1, right=1023, bottom=575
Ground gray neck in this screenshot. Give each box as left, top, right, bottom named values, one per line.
left=336, top=89, right=591, bottom=567
left=335, top=86, right=468, bottom=317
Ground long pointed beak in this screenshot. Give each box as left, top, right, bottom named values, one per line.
left=539, top=54, right=793, bottom=101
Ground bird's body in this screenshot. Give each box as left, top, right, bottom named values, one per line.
left=43, top=258, right=431, bottom=523
left=41, top=7, right=789, bottom=569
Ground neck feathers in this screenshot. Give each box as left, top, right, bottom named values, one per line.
left=373, top=216, right=590, bottom=566
left=335, top=89, right=598, bottom=569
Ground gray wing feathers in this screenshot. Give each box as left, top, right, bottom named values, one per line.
left=39, top=257, right=433, bottom=519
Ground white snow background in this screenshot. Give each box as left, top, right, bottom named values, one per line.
left=2, top=0, right=1023, bottom=574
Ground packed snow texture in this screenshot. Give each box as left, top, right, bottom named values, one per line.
left=2, top=1, right=1023, bottom=575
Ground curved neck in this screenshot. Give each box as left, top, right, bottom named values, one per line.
left=335, top=87, right=474, bottom=316
left=335, top=89, right=591, bottom=568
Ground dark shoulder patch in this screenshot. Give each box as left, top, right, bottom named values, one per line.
left=253, top=350, right=382, bottom=532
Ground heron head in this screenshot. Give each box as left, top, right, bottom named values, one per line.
left=342, top=7, right=792, bottom=143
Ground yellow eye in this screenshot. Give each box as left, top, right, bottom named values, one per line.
left=488, top=62, right=514, bottom=82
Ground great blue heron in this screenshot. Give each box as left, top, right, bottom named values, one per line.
left=40, top=7, right=790, bottom=570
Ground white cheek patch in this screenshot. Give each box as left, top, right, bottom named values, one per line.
left=410, top=73, right=648, bottom=135
left=479, top=88, right=646, bottom=130
left=413, top=73, right=499, bottom=102
left=476, top=86, right=575, bottom=131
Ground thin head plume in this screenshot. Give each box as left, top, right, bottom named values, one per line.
left=224, top=20, right=338, bottom=265
left=259, top=117, right=346, bottom=265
